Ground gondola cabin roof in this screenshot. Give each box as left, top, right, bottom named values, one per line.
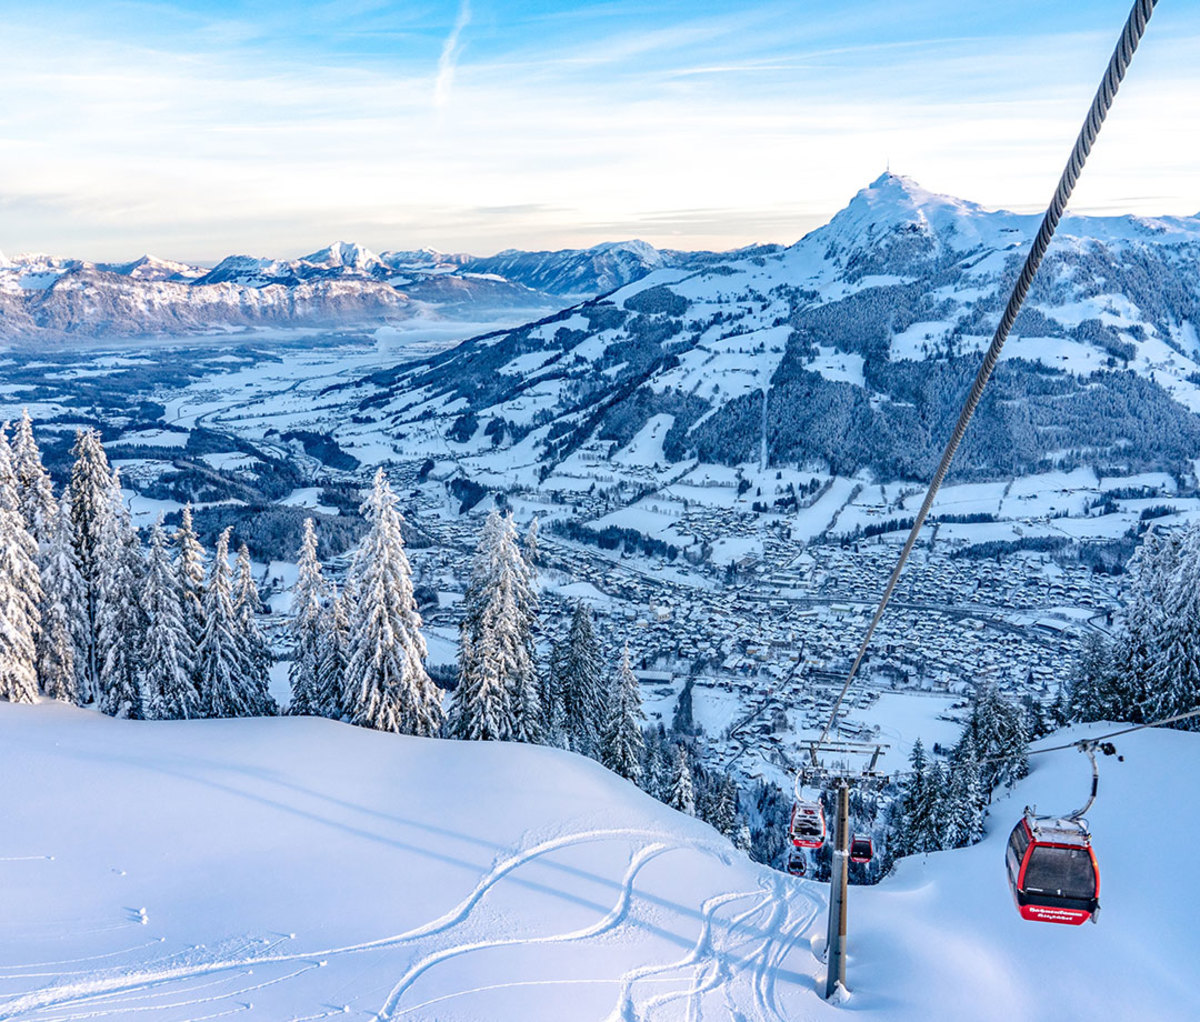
left=1027, top=818, right=1091, bottom=844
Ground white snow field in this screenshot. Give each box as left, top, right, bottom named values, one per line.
left=1, top=707, right=1197, bottom=1021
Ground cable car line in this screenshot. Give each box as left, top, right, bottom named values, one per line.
left=814, top=0, right=1160, bottom=752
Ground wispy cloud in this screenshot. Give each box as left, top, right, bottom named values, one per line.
left=434, top=0, right=470, bottom=109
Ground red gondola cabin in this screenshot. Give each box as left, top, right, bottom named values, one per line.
left=1006, top=816, right=1099, bottom=925
left=786, top=850, right=807, bottom=877
left=790, top=801, right=826, bottom=849
left=850, top=835, right=874, bottom=864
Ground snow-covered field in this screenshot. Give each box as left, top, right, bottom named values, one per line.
left=2, top=706, right=1197, bottom=1020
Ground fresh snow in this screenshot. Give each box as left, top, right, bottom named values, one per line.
left=2, top=708, right=1198, bottom=1020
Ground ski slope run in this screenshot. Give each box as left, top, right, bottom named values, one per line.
left=0, top=705, right=822, bottom=1021
left=1, top=706, right=1198, bottom=1020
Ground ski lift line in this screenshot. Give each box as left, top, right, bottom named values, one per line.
left=815, top=0, right=1160, bottom=751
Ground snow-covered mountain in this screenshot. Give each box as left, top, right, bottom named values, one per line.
left=0, top=248, right=555, bottom=342
left=326, top=173, right=1200, bottom=485
left=463, top=240, right=669, bottom=298
left=2, top=703, right=1196, bottom=1020
left=0, top=237, right=777, bottom=343
left=98, top=254, right=208, bottom=282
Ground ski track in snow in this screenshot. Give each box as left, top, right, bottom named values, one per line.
left=381, top=841, right=672, bottom=1018
left=0, top=827, right=821, bottom=1021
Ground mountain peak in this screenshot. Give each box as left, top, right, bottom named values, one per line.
left=805, top=173, right=1018, bottom=262
left=301, top=241, right=382, bottom=271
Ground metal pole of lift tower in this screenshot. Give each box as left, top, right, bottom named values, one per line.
left=824, top=780, right=850, bottom=999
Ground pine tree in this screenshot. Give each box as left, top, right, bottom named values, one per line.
left=1110, top=526, right=1177, bottom=722
left=343, top=469, right=443, bottom=735
left=892, top=739, right=928, bottom=858
left=668, top=743, right=696, bottom=816
left=1144, top=524, right=1200, bottom=730
left=960, top=682, right=1028, bottom=791
left=557, top=601, right=606, bottom=754
left=233, top=543, right=276, bottom=716
left=601, top=643, right=645, bottom=782
left=523, top=515, right=540, bottom=569
left=141, top=520, right=198, bottom=719
left=11, top=411, right=58, bottom=545
left=288, top=517, right=326, bottom=716
left=0, top=434, right=41, bottom=704
left=451, top=511, right=539, bottom=742
left=922, top=760, right=949, bottom=853
left=315, top=582, right=350, bottom=716
left=539, top=640, right=567, bottom=746
left=509, top=515, right=541, bottom=742
left=197, top=528, right=255, bottom=718
left=713, top=774, right=740, bottom=838
left=174, top=504, right=207, bottom=699
left=95, top=472, right=145, bottom=719
left=1067, top=632, right=1118, bottom=722
left=943, top=733, right=985, bottom=849
left=37, top=499, right=86, bottom=703
left=639, top=726, right=665, bottom=797
left=68, top=428, right=115, bottom=699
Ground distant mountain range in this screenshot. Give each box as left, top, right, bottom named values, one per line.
left=322, top=173, right=1200, bottom=484
left=0, top=239, right=779, bottom=342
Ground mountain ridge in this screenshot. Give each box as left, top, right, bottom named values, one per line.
left=318, top=174, right=1200, bottom=488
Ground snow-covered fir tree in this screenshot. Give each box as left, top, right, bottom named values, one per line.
left=556, top=601, right=607, bottom=754
left=174, top=504, right=207, bottom=698
left=943, top=733, right=985, bottom=849
left=198, top=528, right=257, bottom=718
left=288, top=517, right=327, bottom=716
left=0, top=434, right=41, bottom=704
left=1144, top=525, right=1200, bottom=729
left=1067, top=632, right=1121, bottom=723
left=233, top=543, right=276, bottom=716
left=11, top=411, right=58, bottom=545
left=95, top=472, right=145, bottom=719
left=36, top=499, right=86, bottom=704
left=140, top=520, right=198, bottom=720
left=668, top=743, right=696, bottom=816
left=601, top=643, right=644, bottom=782
left=959, top=682, right=1028, bottom=790
left=342, top=469, right=443, bottom=735
left=523, top=515, right=540, bottom=569
left=511, top=516, right=542, bottom=743
left=451, top=510, right=539, bottom=742
left=315, top=582, right=350, bottom=716
left=539, top=643, right=566, bottom=747
left=893, top=739, right=940, bottom=856
left=68, top=428, right=115, bottom=699
left=639, top=724, right=671, bottom=800
left=712, top=774, right=740, bottom=838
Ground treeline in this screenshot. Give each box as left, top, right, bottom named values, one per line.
left=0, top=415, right=273, bottom=718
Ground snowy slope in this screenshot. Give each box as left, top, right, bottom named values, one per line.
left=0, top=704, right=820, bottom=1021
left=2, top=706, right=1198, bottom=1020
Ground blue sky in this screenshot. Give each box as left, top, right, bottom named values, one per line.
left=0, top=0, right=1196, bottom=260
